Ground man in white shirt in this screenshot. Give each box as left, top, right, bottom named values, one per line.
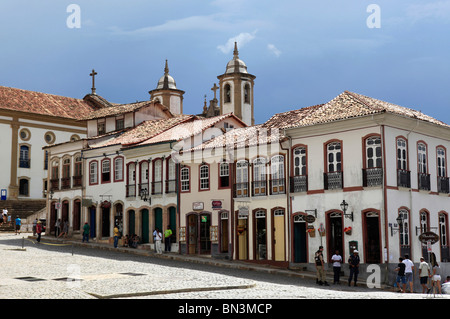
left=153, top=228, right=162, bottom=254
left=331, top=250, right=343, bottom=284
left=402, top=254, right=415, bottom=293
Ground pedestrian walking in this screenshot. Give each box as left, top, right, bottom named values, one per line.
left=154, top=228, right=162, bottom=254
left=113, top=224, right=120, bottom=248
left=32, top=218, right=38, bottom=236
left=58, top=220, right=69, bottom=238
left=55, top=219, right=61, bottom=238
left=394, top=257, right=406, bottom=292
left=431, top=261, right=442, bottom=295
left=402, top=254, right=415, bottom=293
left=314, top=246, right=329, bottom=286
left=348, top=250, right=360, bottom=286
left=331, top=250, right=342, bottom=284
left=82, top=222, right=90, bottom=243
left=14, top=216, right=21, bottom=235
left=419, top=257, right=431, bottom=294
left=36, top=220, right=42, bottom=243
left=3, top=208, right=8, bottom=225
left=164, top=225, right=173, bottom=252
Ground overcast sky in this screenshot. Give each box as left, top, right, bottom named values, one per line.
left=0, top=0, right=449, bottom=125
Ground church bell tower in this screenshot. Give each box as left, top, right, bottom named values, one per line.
left=149, top=60, right=185, bottom=115
left=217, top=42, right=255, bottom=126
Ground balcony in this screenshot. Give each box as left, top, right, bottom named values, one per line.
left=126, top=184, right=136, bottom=197
left=324, top=172, right=342, bottom=190
left=362, top=168, right=383, bottom=187
left=252, top=181, right=267, bottom=196
left=61, top=177, right=71, bottom=190
left=270, top=178, right=286, bottom=195
left=290, top=175, right=308, bottom=193
left=152, top=181, right=163, bottom=195
left=165, top=179, right=177, bottom=193
left=418, top=173, right=430, bottom=191
left=73, top=175, right=82, bottom=187
left=397, top=169, right=411, bottom=188
left=138, top=182, right=149, bottom=197
left=50, top=178, right=59, bottom=191
left=438, top=176, right=450, bottom=194
left=234, top=182, right=249, bottom=198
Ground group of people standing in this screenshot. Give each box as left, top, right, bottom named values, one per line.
left=109, top=224, right=174, bottom=253
left=152, top=226, right=173, bottom=253
left=314, top=246, right=361, bottom=287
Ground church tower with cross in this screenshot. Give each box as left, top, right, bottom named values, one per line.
left=217, top=42, right=255, bottom=126
left=149, top=60, right=185, bottom=115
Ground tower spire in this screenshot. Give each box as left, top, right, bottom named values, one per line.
left=233, top=42, right=239, bottom=59
left=164, top=59, right=169, bottom=75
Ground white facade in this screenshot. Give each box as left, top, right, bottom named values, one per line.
left=286, top=113, right=450, bottom=266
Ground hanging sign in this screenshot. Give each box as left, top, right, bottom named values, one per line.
left=418, top=232, right=439, bottom=244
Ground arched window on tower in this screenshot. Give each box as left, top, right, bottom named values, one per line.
left=224, top=84, right=231, bottom=103
left=244, top=84, right=250, bottom=103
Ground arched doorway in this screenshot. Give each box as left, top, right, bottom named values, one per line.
left=220, top=210, right=229, bottom=253
left=73, top=199, right=81, bottom=231
left=254, top=209, right=267, bottom=260
left=293, top=214, right=307, bottom=263
left=272, top=208, right=285, bottom=261
left=168, top=206, right=177, bottom=245
left=101, top=201, right=111, bottom=238
left=187, top=212, right=211, bottom=255
left=89, top=206, right=96, bottom=238
left=141, top=208, right=150, bottom=243
left=327, top=211, right=343, bottom=263
left=364, top=211, right=381, bottom=263
left=128, top=210, right=135, bottom=236
left=236, top=209, right=249, bottom=260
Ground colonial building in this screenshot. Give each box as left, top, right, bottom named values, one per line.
left=0, top=86, right=99, bottom=202
left=26, top=42, right=448, bottom=282
left=180, top=124, right=288, bottom=264
left=267, top=91, right=450, bottom=268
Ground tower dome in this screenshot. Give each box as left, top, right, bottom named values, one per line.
left=149, top=59, right=185, bottom=115
left=225, top=42, right=248, bottom=74
left=156, top=60, right=177, bottom=89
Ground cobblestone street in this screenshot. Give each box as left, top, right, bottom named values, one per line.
left=1, top=233, right=448, bottom=301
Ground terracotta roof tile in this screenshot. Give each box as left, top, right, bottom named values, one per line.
left=264, top=91, right=449, bottom=129
left=134, top=113, right=244, bottom=147
left=0, top=86, right=96, bottom=120
left=80, top=100, right=173, bottom=120
left=88, top=115, right=194, bottom=149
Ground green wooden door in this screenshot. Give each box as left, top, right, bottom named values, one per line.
left=128, top=210, right=135, bottom=235
left=141, top=209, right=149, bottom=243
left=155, top=208, right=163, bottom=232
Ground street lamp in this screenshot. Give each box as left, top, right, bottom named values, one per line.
left=390, top=215, right=404, bottom=236
left=139, top=188, right=151, bottom=204
left=340, top=200, right=353, bottom=221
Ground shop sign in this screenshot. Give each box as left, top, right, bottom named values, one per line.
left=212, top=200, right=222, bottom=210
left=193, top=202, right=204, bottom=210
left=418, top=231, right=439, bottom=244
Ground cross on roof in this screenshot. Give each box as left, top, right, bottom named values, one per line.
left=211, top=83, right=219, bottom=100
left=90, top=69, right=97, bottom=95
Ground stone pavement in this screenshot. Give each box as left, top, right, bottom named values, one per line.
left=2, top=232, right=449, bottom=299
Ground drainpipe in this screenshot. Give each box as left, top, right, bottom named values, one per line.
left=282, top=129, right=292, bottom=266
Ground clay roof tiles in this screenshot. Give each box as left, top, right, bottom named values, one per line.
left=264, top=91, right=449, bottom=129
left=0, top=86, right=96, bottom=120
left=87, top=115, right=194, bottom=149
left=80, top=100, right=173, bottom=120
